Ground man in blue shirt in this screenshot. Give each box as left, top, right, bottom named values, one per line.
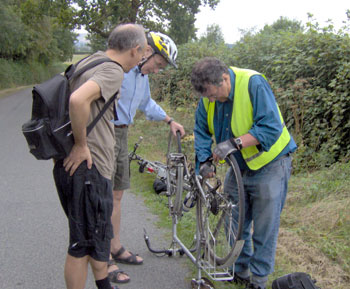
left=107, top=32, right=185, bottom=284
left=191, top=57, right=297, bottom=289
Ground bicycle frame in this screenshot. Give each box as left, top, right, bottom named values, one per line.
left=129, top=134, right=245, bottom=288
left=128, top=136, right=167, bottom=180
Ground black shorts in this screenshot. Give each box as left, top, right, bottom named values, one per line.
left=53, top=160, right=113, bottom=261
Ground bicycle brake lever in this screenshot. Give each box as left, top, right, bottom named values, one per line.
left=133, top=136, right=143, bottom=151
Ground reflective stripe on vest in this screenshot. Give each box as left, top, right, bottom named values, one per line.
left=203, top=67, right=290, bottom=170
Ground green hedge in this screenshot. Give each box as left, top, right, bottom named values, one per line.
left=150, top=20, right=350, bottom=171
left=0, top=59, right=66, bottom=89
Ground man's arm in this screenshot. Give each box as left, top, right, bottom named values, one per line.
left=194, top=99, right=214, bottom=173
left=63, top=80, right=101, bottom=176
left=137, top=85, right=185, bottom=137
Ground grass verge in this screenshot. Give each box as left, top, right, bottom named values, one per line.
left=0, top=85, right=32, bottom=99
left=0, top=54, right=89, bottom=91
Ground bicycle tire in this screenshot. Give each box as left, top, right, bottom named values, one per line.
left=166, top=131, right=185, bottom=214
left=197, top=152, right=245, bottom=268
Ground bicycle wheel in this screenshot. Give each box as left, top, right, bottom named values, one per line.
left=197, top=153, right=245, bottom=268
left=166, top=131, right=187, bottom=215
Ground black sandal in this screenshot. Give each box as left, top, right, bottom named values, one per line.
left=111, top=246, right=143, bottom=265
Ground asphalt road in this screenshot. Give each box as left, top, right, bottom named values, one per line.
left=0, top=88, right=192, bottom=289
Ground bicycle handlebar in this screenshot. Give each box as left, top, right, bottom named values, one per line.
left=176, top=130, right=182, bottom=153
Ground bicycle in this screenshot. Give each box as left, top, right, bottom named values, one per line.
left=129, top=132, right=245, bottom=289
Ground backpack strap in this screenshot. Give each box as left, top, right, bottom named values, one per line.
left=86, top=89, right=119, bottom=135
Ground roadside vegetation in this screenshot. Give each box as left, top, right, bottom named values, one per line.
left=150, top=14, right=350, bottom=172
left=0, top=59, right=66, bottom=89
left=0, top=0, right=218, bottom=89
left=0, top=1, right=75, bottom=89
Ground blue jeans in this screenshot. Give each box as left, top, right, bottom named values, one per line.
left=224, top=155, right=292, bottom=278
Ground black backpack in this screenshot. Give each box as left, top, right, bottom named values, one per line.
left=272, top=272, right=321, bottom=289
left=22, top=57, right=121, bottom=160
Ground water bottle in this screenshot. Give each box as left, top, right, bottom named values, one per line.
left=182, top=191, right=196, bottom=212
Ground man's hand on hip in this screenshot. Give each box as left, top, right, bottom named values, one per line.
left=63, top=144, right=92, bottom=176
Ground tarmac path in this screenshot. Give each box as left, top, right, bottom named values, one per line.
left=0, top=88, right=192, bottom=289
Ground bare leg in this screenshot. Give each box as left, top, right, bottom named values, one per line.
left=110, top=189, right=143, bottom=263
left=89, top=256, right=108, bottom=281
left=110, top=189, right=123, bottom=252
left=64, top=254, right=89, bottom=289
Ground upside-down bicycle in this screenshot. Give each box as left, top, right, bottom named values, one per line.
left=129, top=132, right=245, bottom=289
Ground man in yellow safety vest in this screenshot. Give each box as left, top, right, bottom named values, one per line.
left=191, top=57, right=297, bottom=289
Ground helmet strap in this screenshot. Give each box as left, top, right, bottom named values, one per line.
left=137, top=52, right=155, bottom=72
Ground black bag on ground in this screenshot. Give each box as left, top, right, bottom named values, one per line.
left=272, top=272, right=321, bottom=289
left=22, top=57, right=121, bottom=160
left=153, top=178, right=167, bottom=194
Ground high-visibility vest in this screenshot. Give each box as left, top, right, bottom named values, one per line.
left=203, top=67, right=290, bottom=170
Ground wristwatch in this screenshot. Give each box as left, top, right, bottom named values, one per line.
left=233, top=137, right=243, bottom=150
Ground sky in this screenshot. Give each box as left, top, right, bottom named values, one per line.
left=195, top=0, right=349, bottom=43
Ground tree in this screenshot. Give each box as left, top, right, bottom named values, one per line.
left=261, top=16, right=304, bottom=34
left=0, top=2, right=30, bottom=59
left=199, top=24, right=225, bottom=45
left=73, top=0, right=220, bottom=50
left=20, top=0, right=77, bottom=62
left=0, top=0, right=77, bottom=63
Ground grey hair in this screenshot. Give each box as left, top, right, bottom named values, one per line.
left=191, top=57, right=228, bottom=94
left=108, top=23, right=146, bottom=52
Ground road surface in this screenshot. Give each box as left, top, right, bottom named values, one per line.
left=0, top=88, right=192, bottom=289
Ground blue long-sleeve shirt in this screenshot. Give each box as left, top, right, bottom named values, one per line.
left=194, top=68, right=297, bottom=171
left=112, top=66, right=166, bottom=125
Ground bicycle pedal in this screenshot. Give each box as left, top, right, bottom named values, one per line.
left=210, top=197, right=219, bottom=215
left=191, top=278, right=215, bottom=289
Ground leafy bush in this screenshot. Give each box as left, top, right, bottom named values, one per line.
left=0, top=59, right=66, bottom=89
left=150, top=15, right=350, bottom=171
left=0, top=1, right=76, bottom=63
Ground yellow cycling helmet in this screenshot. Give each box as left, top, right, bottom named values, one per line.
left=147, top=31, right=178, bottom=68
